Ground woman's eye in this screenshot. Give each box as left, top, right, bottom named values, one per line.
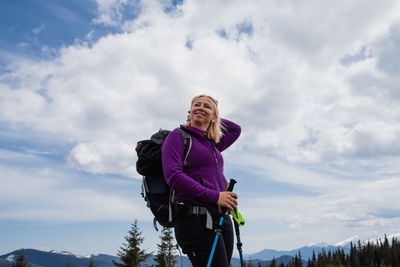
left=193, top=102, right=211, bottom=109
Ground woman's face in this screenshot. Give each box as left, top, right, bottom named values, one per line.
left=188, top=96, right=216, bottom=129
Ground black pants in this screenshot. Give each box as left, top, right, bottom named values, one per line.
left=174, top=213, right=234, bottom=267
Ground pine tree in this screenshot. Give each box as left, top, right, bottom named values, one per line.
left=154, top=227, right=177, bottom=267
left=65, top=259, right=75, bottom=267
left=349, top=242, right=361, bottom=267
left=309, top=251, right=317, bottom=267
left=268, top=258, right=277, bottom=267
left=382, top=235, right=391, bottom=266
left=297, top=251, right=303, bottom=267
left=247, top=258, right=254, bottom=267
left=12, top=250, right=31, bottom=267
left=87, top=259, right=96, bottom=267
left=391, top=236, right=400, bottom=267
left=289, top=252, right=303, bottom=267
left=333, top=249, right=343, bottom=266
left=113, top=220, right=151, bottom=267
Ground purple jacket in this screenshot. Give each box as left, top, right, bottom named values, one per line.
left=162, top=118, right=241, bottom=215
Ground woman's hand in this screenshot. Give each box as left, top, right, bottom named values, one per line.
left=217, top=191, right=238, bottom=210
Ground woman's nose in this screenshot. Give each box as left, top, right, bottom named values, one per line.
left=195, top=105, right=204, bottom=110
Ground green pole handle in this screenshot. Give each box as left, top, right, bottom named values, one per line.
left=226, top=179, right=245, bottom=226
left=230, top=208, right=245, bottom=226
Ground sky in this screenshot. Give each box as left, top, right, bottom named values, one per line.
left=1, top=0, right=400, bottom=257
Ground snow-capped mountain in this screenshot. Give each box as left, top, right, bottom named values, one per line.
left=0, top=249, right=121, bottom=267
left=334, top=233, right=400, bottom=248
left=49, top=250, right=87, bottom=258
left=0, top=249, right=192, bottom=267
left=248, top=233, right=400, bottom=261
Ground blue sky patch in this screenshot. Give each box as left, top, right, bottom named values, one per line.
left=217, top=29, right=228, bottom=39
left=237, top=21, right=254, bottom=37
left=0, top=0, right=120, bottom=65
left=340, top=46, right=372, bottom=66
left=163, top=0, right=184, bottom=14
left=185, top=35, right=194, bottom=50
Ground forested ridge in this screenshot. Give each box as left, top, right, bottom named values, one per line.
left=4, top=227, right=399, bottom=267
left=259, top=235, right=400, bottom=267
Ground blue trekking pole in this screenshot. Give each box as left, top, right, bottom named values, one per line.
left=229, top=193, right=245, bottom=267
left=233, top=219, right=244, bottom=267
left=207, top=179, right=236, bottom=267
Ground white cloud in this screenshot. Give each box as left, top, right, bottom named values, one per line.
left=32, top=25, right=45, bottom=35
left=0, top=150, right=148, bottom=222
left=68, top=139, right=137, bottom=177
left=237, top=174, right=400, bottom=251
left=93, top=0, right=142, bottom=26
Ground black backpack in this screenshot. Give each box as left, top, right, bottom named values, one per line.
left=135, top=128, right=192, bottom=230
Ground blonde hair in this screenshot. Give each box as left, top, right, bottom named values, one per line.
left=184, top=94, right=224, bottom=143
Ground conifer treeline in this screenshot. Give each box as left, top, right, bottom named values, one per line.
left=261, top=235, right=400, bottom=267
left=114, top=221, right=400, bottom=267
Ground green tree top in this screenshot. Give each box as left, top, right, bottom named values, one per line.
left=155, top=227, right=177, bottom=267
left=12, top=250, right=31, bottom=267
left=113, top=220, right=151, bottom=267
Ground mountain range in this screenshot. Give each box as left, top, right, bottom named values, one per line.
left=1, top=233, right=399, bottom=267
left=0, top=249, right=294, bottom=267
left=247, top=233, right=400, bottom=261
left=0, top=249, right=122, bottom=267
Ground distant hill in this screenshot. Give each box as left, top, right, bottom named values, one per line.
left=0, top=249, right=192, bottom=267
left=0, top=249, right=120, bottom=267
left=249, top=244, right=346, bottom=261
left=246, top=232, right=400, bottom=261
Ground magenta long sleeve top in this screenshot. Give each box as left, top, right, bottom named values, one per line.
left=161, top=118, right=241, bottom=215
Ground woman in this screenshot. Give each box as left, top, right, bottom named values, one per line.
left=162, top=94, right=241, bottom=266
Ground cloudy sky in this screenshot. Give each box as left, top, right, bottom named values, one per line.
left=1, top=0, right=400, bottom=257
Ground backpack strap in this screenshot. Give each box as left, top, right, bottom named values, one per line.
left=163, top=128, right=192, bottom=228
left=176, top=128, right=192, bottom=167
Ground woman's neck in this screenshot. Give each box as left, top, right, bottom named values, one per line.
left=190, top=122, right=208, bottom=132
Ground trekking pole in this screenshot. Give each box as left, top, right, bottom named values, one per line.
left=207, top=179, right=236, bottom=267
left=230, top=205, right=245, bottom=267
left=233, top=220, right=244, bottom=267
